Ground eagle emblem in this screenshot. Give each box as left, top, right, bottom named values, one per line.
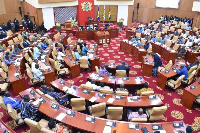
left=81, top=2, right=92, bottom=11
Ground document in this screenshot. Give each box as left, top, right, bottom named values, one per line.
left=103, top=126, right=111, bottom=133
left=14, top=73, right=19, bottom=77
left=107, top=98, right=115, bottom=104
left=56, top=113, right=67, bottom=121
left=89, top=97, right=97, bottom=102
left=127, top=97, right=134, bottom=102
left=62, top=86, right=69, bottom=91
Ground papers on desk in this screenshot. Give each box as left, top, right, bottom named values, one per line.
left=107, top=98, right=115, bottom=104
left=56, top=113, right=67, bottom=121
left=139, top=49, right=145, bottom=51
left=171, top=50, right=176, bottom=52
left=41, top=55, right=46, bottom=59
left=123, top=39, right=128, bottom=43
left=32, top=98, right=42, bottom=106
left=153, top=130, right=166, bottom=133
left=103, top=126, right=111, bottom=133
left=41, top=59, right=46, bottom=62
left=14, top=73, right=19, bottom=77
left=155, top=42, right=161, bottom=45
left=89, top=54, right=94, bottom=59
left=118, top=79, right=123, bottom=84
left=127, top=97, right=134, bottom=102
left=45, top=66, right=51, bottom=70
left=98, top=77, right=104, bottom=80
left=89, top=97, right=97, bottom=102
left=62, top=86, right=69, bottom=91
left=90, top=73, right=98, bottom=80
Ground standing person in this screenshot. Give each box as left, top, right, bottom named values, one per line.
left=56, top=22, right=61, bottom=33
left=11, top=22, right=15, bottom=33
left=33, top=23, right=39, bottom=34
left=13, top=18, right=19, bottom=32
left=1, top=23, right=7, bottom=31
left=81, top=43, right=88, bottom=56
left=151, top=52, right=162, bottom=76
left=7, top=20, right=11, bottom=30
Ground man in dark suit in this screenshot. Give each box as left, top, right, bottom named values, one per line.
left=7, top=20, right=11, bottom=30
left=116, top=61, right=131, bottom=77
left=13, top=18, right=19, bottom=32
left=151, top=52, right=162, bottom=76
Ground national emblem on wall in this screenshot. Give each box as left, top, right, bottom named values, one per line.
left=81, top=2, right=92, bottom=11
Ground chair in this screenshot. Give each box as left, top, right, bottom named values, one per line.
left=140, top=91, right=154, bottom=96
left=115, top=91, right=129, bottom=96
left=170, top=27, right=175, bottom=32
left=1, top=62, right=8, bottom=72
left=47, top=39, right=52, bottom=45
left=100, top=88, right=113, bottom=94
left=8, top=40, right=14, bottom=45
left=13, top=37, right=19, bottom=43
left=20, top=41, right=24, bottom=49
left=77, top=45, right=81, bottom=53
left=146, top=29, right=151, bottom=34
left=7, top=104, right=24, bottom=126
left=136, top=33, right=141, bottom=38
left=130, top=118, right=147, bottom=122
left=172, top=36, right=178, bottom=42
left=95, top=66, right=100, bottom=75
left=188, top=66, right=197, bottom=76
left=26, top=68, right=40, bottom=85
left=58, top=43, right=64, bottom=50
left=145, top=106, right=167, bottom=121
left=162, top=29, right=167, bottom=34
left=80, top=84, right=93, bottom=91
left=53, top=47, right=58, bottom=56
left=156, top=32, right=161, bottom=38
left=0, top=96, right=7, bottom=111
left=7, top=30, right=13, bottom=36
left=0, top=68, right=9, bottom=82
left=116, top=70, right=126, bottom=77
left=55, top=61, right=69, bottom=75
left=24, top=118, right=49, bottom=133
left=0, top=83, right=9, bottom=92
left=141, top=38, right=146, bottom=46
left=25, top=63, right=32, bottom=72
left=158, top=60, right=172, bottom=72
left=18, top=34, right=23, bottom=41
left=52, top=51, right=57, bottom=61
left=107, top=107, right=123, bottom=120
left=195, top=64, right=200, bottom=77
left=131, top=28, right=136, bottom=32
left=79, top=58, right=89, bottom=70
left=193, top=27, right=198, bottom=32
left=41, top=128, right=54, bottom=133
left=49, top=58, right=56, bottom=70
left=178, top=29, right=182, bottom=34
left=173, top=43, right=180, bottom=51
left=182, top=70, right=196, bottom=85
left=29, top=50, right=34, bottom=58
left=70, top=98, right=86, bottom=111
left=29, top=35, right=34, bottom=42
left=88, top=102, right=106, bottom=117
left=166, top=75, right=185, bottom=90
left=44, top=94, right=59, bottom=104
left=181, top=24, right=187, bottom=29
left=165, top=26, right=169, bottom=30
left=147, top=44, right=152, bottom=54
left=67, top=37, right=72, bottom=44
left=36, top=89, right=44, bottom=95
left=166, top=39, right=172, bottom=47
left=71, top=51, right=76, bottom=60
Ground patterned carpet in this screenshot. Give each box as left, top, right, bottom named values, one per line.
left=0, top=23, right=200, bottom=132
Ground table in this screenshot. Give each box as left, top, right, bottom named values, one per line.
left=126, top=30, right=145, bottom=39
left=157, top=60, right=185, bottom=90
left=0, top=119, right=15, bottom=133
left=142, top=55, right=154, bottom=77
left=181, top=78, right=200, bottom=109
left=120, top=41, right=147, bottom=62
left=104, top=62, right=130, bottom=76
left=0, top=32, right=20, bottom=47
left=94, top=31, right=110, bottom=45
left=185, top=49, right=199, bottom=64
left=85, top=21, right=99, bottom=27
left=19, top=88, right=186, bottom=133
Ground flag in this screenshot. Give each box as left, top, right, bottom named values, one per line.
left=97, top=6, right=100, bottom=21
left=108, top=6, right=111, bottom=21
left=103, top=5, right=105, bottom=21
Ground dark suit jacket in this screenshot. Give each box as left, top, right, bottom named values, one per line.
left=116, top=65, right=129, bottom=70
left=154, top=54, right=162, bottom=68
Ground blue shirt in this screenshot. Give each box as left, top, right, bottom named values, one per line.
left=151, top=37, right=157, bottom=42
left=116, top=65, right=129, bottom=70
left=133, top=40, right=141, bottom=45
left=136, top=28, right=143, bottom=33
left=144, top=44, right=149, bottom=50
left=41, top=43, right=48, bottom=50
left=33, top=47, right=41, bottom=59
left=74, top=52, right=81, bottom=60
left=176, top=67, right=188, bottom=80
left=159, top=38, right=166, bottom=44
left=3, top=96, right=21, bottom=110
left=81, top=46, right=88, bottom=55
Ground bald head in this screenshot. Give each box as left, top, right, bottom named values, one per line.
left=4, top=91, right=11, bottom=97
left=138, top=108, right=144, bottom=115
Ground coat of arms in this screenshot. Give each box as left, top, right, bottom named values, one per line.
left=81, top=2, right=92, bottom=11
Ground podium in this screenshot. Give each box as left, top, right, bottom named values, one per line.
left=94, top=31, right=110, bottom=45
left=65, top=21, right=72, bottom=30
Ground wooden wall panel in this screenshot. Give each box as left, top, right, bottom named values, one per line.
left=0, top=0, right=6, bottom=15
left=133, top=0, right=198, bottom=23
left=0, top=0, right=22, bottom=25
left=128, top=5, right=133, bottom=27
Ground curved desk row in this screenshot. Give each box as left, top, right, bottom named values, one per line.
left=0, top=119, right=15, bottom=133
left=19, top=88, right=186, bottom=133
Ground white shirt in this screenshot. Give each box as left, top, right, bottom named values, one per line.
left=57, top=52, right=65, bottom=61
left=185, top=41, right=193, bottom=47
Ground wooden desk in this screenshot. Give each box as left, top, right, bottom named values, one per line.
left=181, top=78, right=200, bottom=109
left=104, top=62, right=130, bottom=76
left=54, top=35, right=68, bottom=45
left=76, top=31, right=94, bottom=40
left=142, top=55, right=154, bottom=77
left=0, top=32, right=20, bottom=47
left=19, top=88, right=186, bottom=133
left=126, top=30, right=145, bottom=39
left=185, top=49, right=199, bottom=64
left=94, top=31, right=110, bottom=45
left=0, top=119, right=15, bottom=133
left=157, top=60, right=185, bottom=90
left=85, top=21, right=99, bottom=26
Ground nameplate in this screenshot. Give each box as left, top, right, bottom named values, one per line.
left=85, top=116, right=95, bottom=123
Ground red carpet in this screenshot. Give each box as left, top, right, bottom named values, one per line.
left=0, top=23, right=199, bottom=132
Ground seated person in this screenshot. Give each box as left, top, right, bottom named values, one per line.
left=4, top=52, right=13, bottom=66
left=116, top=61, right=131, bottom=77
left=74, top=49, right=81, bottom=61
left=165, top=33, right=171, bottom=40
left=181, top=31, right=187, bottom=39
left=176, top=36, right=184, bottom=44
left=3, top=91, right=21, bottom=111
left=21, top=94, right=42, bottom=122
left=116, top=84, right=128, bottom=92
left=157, top=25, right=162, bottom=32
left=144, top=43, right=150, bottom=50
left=47, top=87, right=68, bottom=106
left=136, top=82, right=153, bottom=95
left=0, top=28, right=6, bottom=39
left=185, top=39, right=193, bottom=47
left=177, top=46, right=186, bottom=58
left=99, top=82, right=110, bottom=90
left=60, top=40, right=67, bottom=50
left=185, top=25, right=191, bottom=30
left=188, top=34, right=195, bottom=41
left=22, top=31, right=28, bottom=38
left=81, top=43, right=88, bottom=56
left=151, top=35, right=157, bottom=42
left=127, top=108, right=147, bottom=121
left=86, top=79, right=100, bottom=91
left=99, top=65, right=111, bottom=76
left=186, top=60, right=199, bottom=70
left=40, top=85, right=49, bottom=94
left=149, top=25, right=154, bottom=30
left=174, top=30, right=179, bottom=36
left=158, top=36, right=166, bottom=44
left=0, top=42, right=6, bottom=51
left=136, top=27, right=143, bottom=33
left=57, top=48, right=65, bottom=61
left=33, top=45, right=41, bottom=59
left=46, top=119, right=71, bottom=133
left=32, top=63, right=45, bottom=82
left=151, top=52, right=162, bottom=76
left=41, top=40, right=48, bottom=50
left=194, top=36, right=200, bottom=44
left=10, top=44, right=21, bottom=58
left=23, top=36, right=30, bottom=48
left=175, top=64, right=188, bottom=80
left=132, top=38, right=141, bottom=45
left=130, top=35, right=137, bottom=42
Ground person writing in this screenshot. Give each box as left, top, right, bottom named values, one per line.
left=151, top=52, right=162, bottom=76
left=175, top=64, right=188, bottom=80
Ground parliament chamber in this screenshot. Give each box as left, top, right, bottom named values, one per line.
left=0, top=0, right=200, bottom=133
